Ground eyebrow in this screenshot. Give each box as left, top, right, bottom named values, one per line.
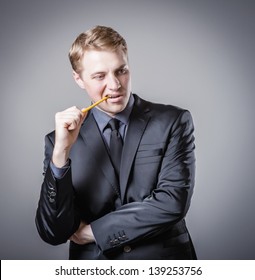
left=90, top=71, right=105, bottom=78
left=117, top=64, right=128, bottom=69
left=90, top=64, right=128, bottom=77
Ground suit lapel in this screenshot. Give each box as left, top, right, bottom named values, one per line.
left=120, top=97, right=151, bottom=202
left=79, top=113, right=121, bottom=197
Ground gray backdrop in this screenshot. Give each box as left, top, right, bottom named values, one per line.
left=1, top=0, right=254, bottom=260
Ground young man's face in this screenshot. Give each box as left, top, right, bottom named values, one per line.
left=73, top=48, right=131, bottom=116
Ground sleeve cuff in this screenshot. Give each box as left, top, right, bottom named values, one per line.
left=50, top=159, right=71, bottom=179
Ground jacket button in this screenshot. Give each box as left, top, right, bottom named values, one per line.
left=123, top=245, right=131, bottom=253
left=48, top=191, right=56, bottom=197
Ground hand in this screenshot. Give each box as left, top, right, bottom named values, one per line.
left=52, top=106, right=87, bottom=167
left=69, top=221, right=95, bottom=245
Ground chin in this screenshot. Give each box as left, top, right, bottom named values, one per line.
left=108, top=104, right=126, bottom=116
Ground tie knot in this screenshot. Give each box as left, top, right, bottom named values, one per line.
left=108, top=118, right=121, bottom=131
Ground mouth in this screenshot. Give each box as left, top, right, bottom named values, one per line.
left=108, top=94, right=121, bottom=98
left=107, top=94, right=123, bottom=101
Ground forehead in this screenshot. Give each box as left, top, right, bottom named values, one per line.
left=81, top=49, right=128, bottom=72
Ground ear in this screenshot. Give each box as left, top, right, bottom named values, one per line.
left=72, top=71, right=86, bottom=89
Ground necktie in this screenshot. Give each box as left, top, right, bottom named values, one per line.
left=108, top=118, right=123, bottom=177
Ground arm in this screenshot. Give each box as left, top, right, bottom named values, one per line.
left=35, top=158, right=80, bottom=245
left=35, top=107, right=87, bottom=245
left=91, top=110, right=195, bottom=252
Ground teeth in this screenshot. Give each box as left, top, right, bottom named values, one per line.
left=107, top=95, right=120, bottom=99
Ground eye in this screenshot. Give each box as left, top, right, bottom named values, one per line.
left=93, top=74, right=105, bottom=80
left=116, top=68, right=128, bottom=75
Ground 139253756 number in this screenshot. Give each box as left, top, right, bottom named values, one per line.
left=148, top=266, right=203, bottom=276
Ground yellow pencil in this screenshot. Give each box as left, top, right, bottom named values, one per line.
left=81, top=95, right=109, bottom=113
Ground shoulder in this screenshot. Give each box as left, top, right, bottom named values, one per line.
left=133, top=93, right=193, bottom=121
left=44, top=130, right=55, bottom=145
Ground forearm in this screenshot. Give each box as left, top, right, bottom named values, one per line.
left=52, top=146, right=71, bottom=168
left=91, top=183, right=193, bottom=253
left=35, top=165, right=80, bottom=245
left=36, top=107, right=86, bottom=245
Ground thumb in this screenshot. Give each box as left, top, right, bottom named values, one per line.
left=81, top=110, right=88, bottom=123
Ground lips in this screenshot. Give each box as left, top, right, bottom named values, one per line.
left=108, top=94, right=121, bottom=98
left=107, top=94, right=123, bottom=102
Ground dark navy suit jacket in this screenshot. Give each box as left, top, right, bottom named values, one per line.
left=36, top=94, right=196, bottom=259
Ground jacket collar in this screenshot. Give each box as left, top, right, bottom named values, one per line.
left=120, top=94, right=151, bottom=202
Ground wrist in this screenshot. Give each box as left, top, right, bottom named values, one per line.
left=52, top=147, right=70, bottom=168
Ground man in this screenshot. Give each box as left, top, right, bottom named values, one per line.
left=35, top=25, right=196, bottom=260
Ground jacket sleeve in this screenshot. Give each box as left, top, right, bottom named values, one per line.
left=91, top=110, right=195, bottom=253
left=35, top=134, right=80, bottom=245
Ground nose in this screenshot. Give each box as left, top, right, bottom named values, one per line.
left=107, top=74, right=121, bottom=91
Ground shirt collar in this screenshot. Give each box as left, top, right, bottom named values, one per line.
left=92, top=93, right=134, bottom=132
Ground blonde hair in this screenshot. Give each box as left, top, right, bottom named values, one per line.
left=69, top=25, right=128, bottom=74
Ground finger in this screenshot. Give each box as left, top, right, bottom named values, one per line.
left=67, top=116, right=81, bottom=130
left=59, top=110, right=83, bottom=130
left=69, top=234, right=79, bottom=243
left=81, top=111, right=88, bottom=122
left=67, top=110, right=87, bottom=130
